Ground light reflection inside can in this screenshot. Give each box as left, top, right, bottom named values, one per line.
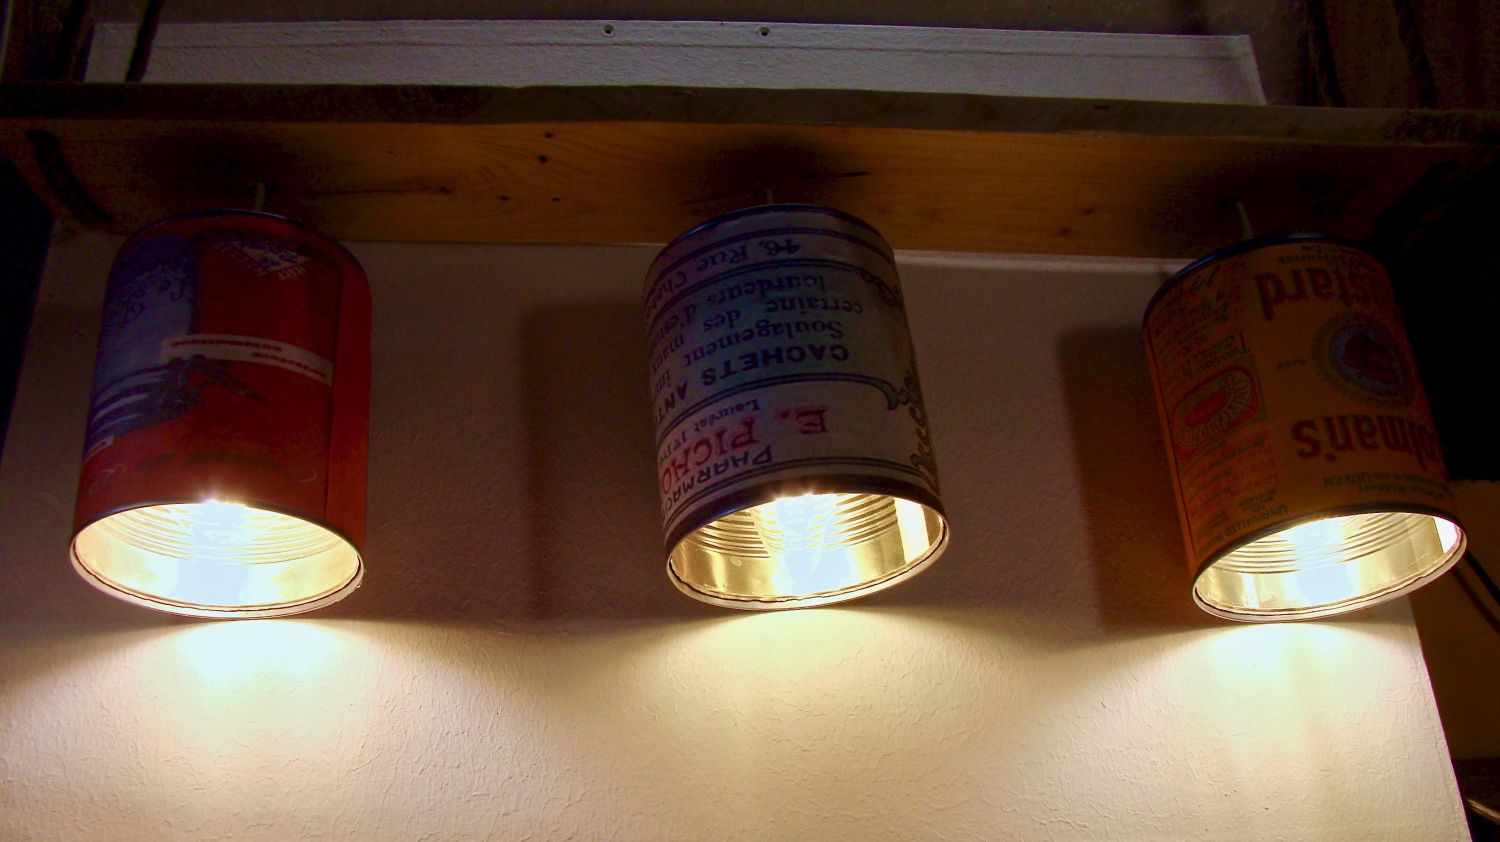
left=71, top=500, right=363, bottom=618
left=671, top=491, right=947, bottom=609
left=752, top=493, right=849, bottom=595
left=1195, top=510, right=1464, bottom=621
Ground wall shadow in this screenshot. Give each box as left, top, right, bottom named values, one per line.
left=322, top=299, right=694, bottom=625
left=315, top=279, right=542, bottom=624
left=784, top=261, right=1128, bottom=638
left=1056, top=326, right=1215, bottom=632
left=0, top=301, right=185, bottom=635
left=778, top=261, right=1137, bottom=645
left=517, top=302, right=712, bottom=622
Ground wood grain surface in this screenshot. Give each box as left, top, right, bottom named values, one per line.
left=2, top=83, right=1497, bottom=256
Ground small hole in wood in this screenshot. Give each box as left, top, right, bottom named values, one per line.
left=758, top=26, right=771, bottom=37
left=538, top=155, right=549, bottom=164
left=603, top=24, right=614, bottom=36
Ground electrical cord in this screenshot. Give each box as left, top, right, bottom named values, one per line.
left=1468, top=552, right=1500, bottom=608
left=1459, top=552, right=1500, bottom=635
left=50, top=0, right=95, bottom=80
left=124, top=0, right=167, bottom=82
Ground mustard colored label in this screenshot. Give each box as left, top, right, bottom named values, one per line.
left=1144, top=240, right=1455, bottom=570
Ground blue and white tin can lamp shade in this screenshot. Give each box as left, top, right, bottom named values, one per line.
left=643, top=204, right=951, bottom=609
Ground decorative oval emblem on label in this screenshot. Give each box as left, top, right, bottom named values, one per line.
left=1170, top=364, right=1260, bottom=458
left=1322, top=318, right=1409, bottom=403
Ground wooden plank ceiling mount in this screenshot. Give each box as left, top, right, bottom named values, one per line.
left=1, top=83, right=1497, bottom=257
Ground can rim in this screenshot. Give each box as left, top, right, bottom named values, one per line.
left=1141, top=233, right=1379, bottom=328
left=70, top=496, right=365, bottom=619
left=665, top=491, right=951, bottom=611
left=662, top=472, right=945, bottom=554
left=1190, top=502, right=1466, bottom=622
left=644, top=202, right=886, bottom=298
left=128, top=208, right=368, bottom=279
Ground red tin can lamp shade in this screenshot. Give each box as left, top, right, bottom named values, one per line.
left=69, top=212, right=370, bottom=618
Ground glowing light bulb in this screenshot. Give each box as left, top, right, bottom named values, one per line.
left=1279, top=516, right=1347, bottom=562
left=72, top=500, right=360, bottom=616
left=183, top=500, right=262, bottom=559
left=751, top=493, right=853, bottom=594
left=1199, top=511, right=1467, bottom=620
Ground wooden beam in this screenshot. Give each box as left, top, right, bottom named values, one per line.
left=1, top=83, right=1496, bottom=257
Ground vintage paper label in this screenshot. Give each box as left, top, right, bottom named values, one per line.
left=645, top=207, right=940, bottom=548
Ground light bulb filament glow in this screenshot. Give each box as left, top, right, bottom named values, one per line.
left=71, top=500, right=362, bottom=617
left=751, top=493, right=851, bottom=594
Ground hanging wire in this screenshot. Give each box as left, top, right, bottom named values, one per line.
left=1392, top=0, right=1439, bottom=108
left=124, top=0, right=168, bottom=82
left=1302, top=0, right=1346, bottom=107
left=1234, top=199, right=1255, bottom=240
left=50, top=0, right=95, bottom=80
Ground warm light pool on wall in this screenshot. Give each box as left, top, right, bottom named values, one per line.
left=70, top=211, right=370, bottom=618
left=1143, top=234, right=1466, bottom=621
left=643, top=204, right=951, bottom=609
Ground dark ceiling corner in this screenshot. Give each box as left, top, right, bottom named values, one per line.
left=1377, top=157, right=1500, bottom=482
left=0, top=155, right=53, bottom=459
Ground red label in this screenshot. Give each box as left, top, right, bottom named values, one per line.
left=75, top=214, right=370, bottom=546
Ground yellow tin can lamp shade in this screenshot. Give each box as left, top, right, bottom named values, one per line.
left=643, top=205, right=950, bottom=609
left=1143, top=235, right=1465, bottom=621
left=69, top=211, right=370, bottom=618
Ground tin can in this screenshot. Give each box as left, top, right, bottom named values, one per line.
left=70, top=210, right=370, bottom=618
left=643, top=204, right=950, bottom=609
left=1143, top=235, right=1465, bottom=621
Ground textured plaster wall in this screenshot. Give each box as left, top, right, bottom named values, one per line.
left=1412, top=480, right=1500, bottom=759
left=0, top=239, right=1470, bottom=840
